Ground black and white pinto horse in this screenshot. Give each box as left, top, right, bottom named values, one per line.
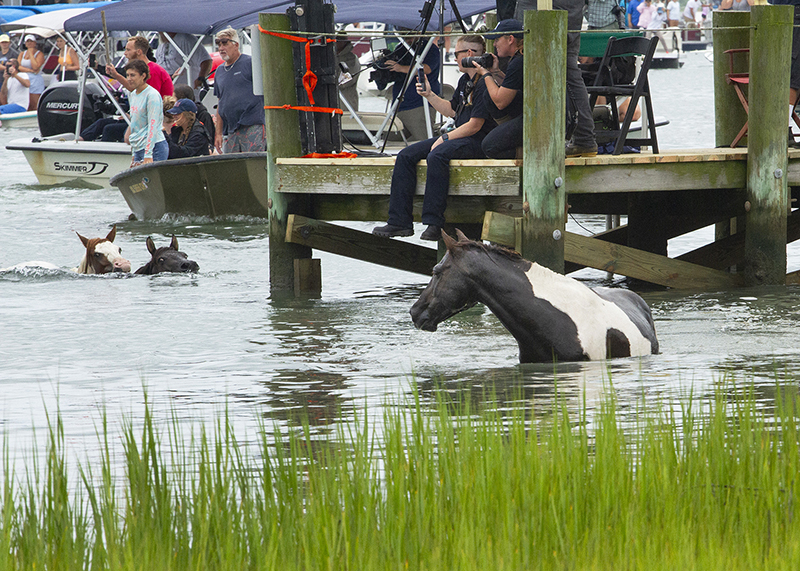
left=410, top=230, right=659, bottom=363
left=135, top=236, right=199, bottom=274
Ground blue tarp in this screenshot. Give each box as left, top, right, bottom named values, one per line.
left=65, top=0, right=495, bottom=35
left=0, top=2, right=115, bottom=26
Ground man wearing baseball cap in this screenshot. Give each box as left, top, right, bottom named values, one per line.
left=0, top=35, right=18, bottom=66
left=472, top=19, right=525, bottom=159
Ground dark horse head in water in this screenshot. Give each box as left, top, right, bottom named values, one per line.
left=135, top=236, right=199, bottom=275
left=410, top=229, right=659, bottom=363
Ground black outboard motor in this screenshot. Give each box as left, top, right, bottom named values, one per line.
left=36, top=81, right=110, bottom=137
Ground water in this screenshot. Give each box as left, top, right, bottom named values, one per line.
left=1, top=51, right=798, bottom=470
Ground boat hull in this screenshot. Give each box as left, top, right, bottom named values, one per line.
left=6, top=136, right=131, bottom=187
left=0, top=111, right=38, bottom=129
left=110, top=153, right=269, bottom=220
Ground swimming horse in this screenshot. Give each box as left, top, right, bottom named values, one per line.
left=410, top=230, right=659, bottom=363
left=135, top=236, right=199, bottom=274
left=75, top=225, right=131, bottom=274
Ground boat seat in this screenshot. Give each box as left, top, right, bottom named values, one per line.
left=586, top=35, right=659, bottom=155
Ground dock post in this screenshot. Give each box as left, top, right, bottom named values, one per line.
left=713, top=11, right=750, bottom=148
left=521, top=9, right=567, bottom=273
left=744, top=4, right=792, bottom=285
left=260, top=12, right=314, bottom=295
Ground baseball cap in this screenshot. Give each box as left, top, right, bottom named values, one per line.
left=484, top=19, right=524, bottom=40
left=166, top=99, right=198, bottom=115
left=23, top=34, right=37, bottom=43
left=0, top=34, right=10, bottom=43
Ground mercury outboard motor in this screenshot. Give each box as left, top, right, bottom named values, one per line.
left=37, top=81, right=110, bottom=137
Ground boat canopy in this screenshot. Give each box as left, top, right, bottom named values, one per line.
left=64, top=0, right=495, bottom=35
left=1, top=7, right=105, bottom=38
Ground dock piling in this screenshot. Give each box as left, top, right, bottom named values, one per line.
left=260, top=12, right=316, bottom=295
left=521, top=9, right=567, bottom=273
left=744, top=4, right=792, bottom=285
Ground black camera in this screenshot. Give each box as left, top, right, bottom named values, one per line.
left=460, top=54, right=493, bottom=69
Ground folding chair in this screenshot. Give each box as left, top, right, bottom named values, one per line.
left=586, top=35, right=659, bottom=155
left=724, top=48, right=750, bottom=148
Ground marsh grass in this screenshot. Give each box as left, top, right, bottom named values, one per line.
left=2, top=383, right=800, bottom=570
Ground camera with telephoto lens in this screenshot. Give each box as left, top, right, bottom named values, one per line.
left=460, top=53, right=493, bottom=69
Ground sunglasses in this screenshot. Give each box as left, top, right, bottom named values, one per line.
left=454, top=49, right=471, bottom=57
left=215, top=38, right=235, bottom=46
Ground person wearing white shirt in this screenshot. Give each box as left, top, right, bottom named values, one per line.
left=666, top=0, right=681, bottom=25
left=0, top=59, right=30, bottom=114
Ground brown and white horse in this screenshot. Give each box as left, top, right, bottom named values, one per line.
left=74, top=225, right=131, bottom=274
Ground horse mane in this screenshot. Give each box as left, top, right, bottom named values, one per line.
left=452, top=237, right=526, bottom=264
left=77, top=237, right=105, bottom=274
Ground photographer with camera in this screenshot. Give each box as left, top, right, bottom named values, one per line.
left=471, top=19, right=524, bottom=159
left=0, top=59, right=31, bottom=114
left=373, top=33, right=441, bottom=141
left=372, top=35, right=496, bottom=241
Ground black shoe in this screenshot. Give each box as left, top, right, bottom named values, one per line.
left=372, top=223, right=413, bottom=238
left=420, top=225, right=442, bottom=241
left=565, top=141, right=598, bottom=158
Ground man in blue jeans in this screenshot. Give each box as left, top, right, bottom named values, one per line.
left=372, top=35, right=496, bottom=241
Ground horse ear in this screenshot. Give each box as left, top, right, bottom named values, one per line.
left=146, top=236, right=156, bottom=255
left=441, top=229, right=458, bottom=251
left=170, top=235, right=179, bottom=250
left=455, top=228, right=469, bottom=242
left=106, top=225, right=117, bottom=242
left=77, top=232, right=89, bottom=248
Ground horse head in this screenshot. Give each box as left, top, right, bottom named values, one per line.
left=76, top=225, right=131, bottom=274
left=410, top=229, right=479, bottom=331
left=135, top=236, right=199, bottom=275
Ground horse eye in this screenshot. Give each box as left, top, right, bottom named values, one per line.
left=158, top=257, right=165, bottom=263
left=94, top=252, right=101, bottom=258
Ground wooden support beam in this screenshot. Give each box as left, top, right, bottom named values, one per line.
left=294, top=258, right=321, bottom=297
left=521, top=9, right=566, bottom=272
left=679, top=208, right=800, bottom=269
left=564, top=232, right=744, bottom=289
left=744, top=4, right=792, bottom=285
left=285, top=215, right=438, bottom=275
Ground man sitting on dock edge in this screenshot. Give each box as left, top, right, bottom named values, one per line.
left=372, top=35, right=497, bottom=242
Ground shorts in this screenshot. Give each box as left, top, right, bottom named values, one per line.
left=28, top=73, right=45, bottom=95
left=222, top=123, right=266, bottom=153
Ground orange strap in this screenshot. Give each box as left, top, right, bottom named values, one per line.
left=264, top=103, right=343, bottom=115
left=259, top=25, right=336, bottom=106
left=302, top=152, right=358, bottom=158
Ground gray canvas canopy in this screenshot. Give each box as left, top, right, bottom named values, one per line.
left=64, top=0, right=495, bottom=35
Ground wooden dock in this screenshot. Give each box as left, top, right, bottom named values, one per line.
left=259, top=5, right=798, bottom=296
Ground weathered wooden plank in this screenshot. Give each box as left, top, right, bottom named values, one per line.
left=310, top=195, right=526, bottom=223
left=564, top=231, right=744, bottom=289
left=679, top=208, right=800, bottom=269
left=745, top=4, right=792, bottom=285
left=522, top=9, right=566, bottom=272
left=285, top=214, right=438, bottom=275
left=275, top=156, right=753, bottom=196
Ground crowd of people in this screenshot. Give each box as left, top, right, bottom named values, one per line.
left=75, top=27, right=263, bottom=167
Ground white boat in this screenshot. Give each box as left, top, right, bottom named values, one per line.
left=0, top=110, right=38, bottom=129
left=6, top=133, right=131, bottom=187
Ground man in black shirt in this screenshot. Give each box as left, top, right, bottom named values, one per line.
left=474, top=19, right=525, bottom=159
left=373, top=35, right=497, bottom=241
